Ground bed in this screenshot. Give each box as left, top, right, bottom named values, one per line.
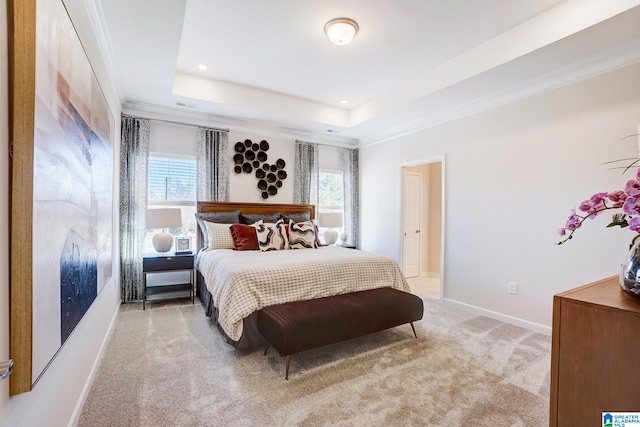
left=195, top=201, right=411, bottom=349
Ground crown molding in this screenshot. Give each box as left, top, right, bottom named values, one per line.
left=357, top=38, right=640, bottom=148
left=123, top=102, right=358, bottom=148
left=72, top=0, right=124, bottom=107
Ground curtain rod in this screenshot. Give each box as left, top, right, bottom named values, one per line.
left=123, top=114, right=229, bottom=133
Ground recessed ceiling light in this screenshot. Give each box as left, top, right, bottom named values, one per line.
left=340, top=99, right=349, bottom=105
left=198, top=64, right=208, bottom=71
left=324, top=18, right=359, bottom=46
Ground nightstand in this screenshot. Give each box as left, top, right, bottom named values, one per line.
left=142, top=252, right=195, bottom=310
left=337, top=244, right=357, bottom=249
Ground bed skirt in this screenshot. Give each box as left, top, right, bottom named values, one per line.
left=197, top=272, right=267, bottom=350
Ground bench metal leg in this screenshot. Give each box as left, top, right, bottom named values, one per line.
left=263, top=344, right=270, bottom=355
left=285, top=355, right=290, bottom=380
left=410, top=322, right=417, bottom=338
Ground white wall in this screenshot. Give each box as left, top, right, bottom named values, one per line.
left=0, top=1, right=122, bottom=426
left=229, top=130, right=295, bottom=203
left=150, top=121, right=197, bottom=156
left=146, top=120, right=348, bottom=206
left=361, top=62, right=640, bottom=329
left=228, top=131, right=342, bottom=203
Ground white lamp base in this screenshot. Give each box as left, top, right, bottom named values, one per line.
left=152, top=231, right=174, bottom=253
left=324, top=228, right=338, bottom=245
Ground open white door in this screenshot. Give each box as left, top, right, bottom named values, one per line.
left=403, top=172, right=422, bottom=277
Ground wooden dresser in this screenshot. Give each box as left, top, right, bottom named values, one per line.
left=550, top=276, right=640, bottom=427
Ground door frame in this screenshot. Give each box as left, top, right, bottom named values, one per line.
left=398, top=155, right=446, bottom=300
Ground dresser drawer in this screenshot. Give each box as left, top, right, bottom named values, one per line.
left=143, top=255, right=194, bottom=272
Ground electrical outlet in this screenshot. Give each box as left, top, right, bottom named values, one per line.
left=508, top=281, right=518, bottom=295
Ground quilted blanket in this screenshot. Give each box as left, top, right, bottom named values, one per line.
left=196, top=246, right=410, bottom=341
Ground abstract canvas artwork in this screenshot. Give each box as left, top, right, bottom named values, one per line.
left=29, top=0, right=114, bottom=384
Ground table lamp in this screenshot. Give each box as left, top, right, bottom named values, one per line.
left=146, top=208, right=182, bottom=253
left=319, top=212, right=343, bottom=245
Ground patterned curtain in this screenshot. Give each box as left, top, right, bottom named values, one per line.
left=343, top=148, right=360, bottom=248
left=196, top=127, right=230, bottom=202
left=293, top=140, right=319, bottom=207
left=119, top=115, right=150, bottom=303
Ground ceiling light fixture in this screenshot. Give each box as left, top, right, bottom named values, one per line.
left=340, top=99, right=349, bottom=105
left=198, top=64, right=208, bottom=71
left=324, top=18, right=359, bottom=46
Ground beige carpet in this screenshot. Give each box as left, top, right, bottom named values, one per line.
left=78, top=297, right=550, bottom=426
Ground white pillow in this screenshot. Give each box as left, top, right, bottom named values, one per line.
left=204, top=222, right=235, bottom=250
left=256, top=219, right=289, bottom=251
left=288, top=220, right=318, bottom=249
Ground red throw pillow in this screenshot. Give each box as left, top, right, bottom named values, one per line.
left=230, top=223, right=259, bottom=251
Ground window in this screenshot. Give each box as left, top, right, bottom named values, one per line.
left=318, top=169, right=344, bottom=242
left=146, top=154, right=197, bottom=253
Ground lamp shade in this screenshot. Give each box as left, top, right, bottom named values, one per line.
left=146, top=208, right=182, bottom=253
left=319, top=212, right=343, bottom=228
left=146, top=208, right=182, bottom=229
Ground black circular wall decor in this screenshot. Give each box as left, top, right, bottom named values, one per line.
left=231, top=139, right=287, bottom=199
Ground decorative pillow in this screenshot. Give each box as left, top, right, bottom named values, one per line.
left=230, top=223, right=260, bottom=251
left=240, top=212, right=282, bottom=225
left=288, top=220, right=318, bottom=249
left=314, top=224, right=326, bottom=247
left=281, top=211, right=311, bottom=224
left=203, top=222, right=235, bottom=250
left=195, top=210, right=240, bottom=249
left=255, top=219, right=289, bottom=251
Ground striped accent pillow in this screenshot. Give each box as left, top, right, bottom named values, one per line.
left=256, top=219, right=289, bottom=251
left=204, top=222, right=235, bottom=250
left=288, top=220, right=318, bottom=249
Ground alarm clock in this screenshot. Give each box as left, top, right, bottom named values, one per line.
left=175, top=236, right=192, bottom=254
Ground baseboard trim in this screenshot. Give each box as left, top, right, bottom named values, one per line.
left=68, top=298, right=120, bottom=427
left=418, top=272, right=440, bottom=278
left=441, top=298, right=551, bottom=335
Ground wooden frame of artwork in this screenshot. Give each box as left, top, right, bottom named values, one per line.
left=9, top=0, right=37, bottom=396
left=9, top=0, right=115, bottom=395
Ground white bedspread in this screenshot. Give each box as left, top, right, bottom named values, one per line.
left=196, top=246, right=410, bottom=341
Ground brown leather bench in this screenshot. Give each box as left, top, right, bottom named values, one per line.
left=257, top=287, right=424, bottom=379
